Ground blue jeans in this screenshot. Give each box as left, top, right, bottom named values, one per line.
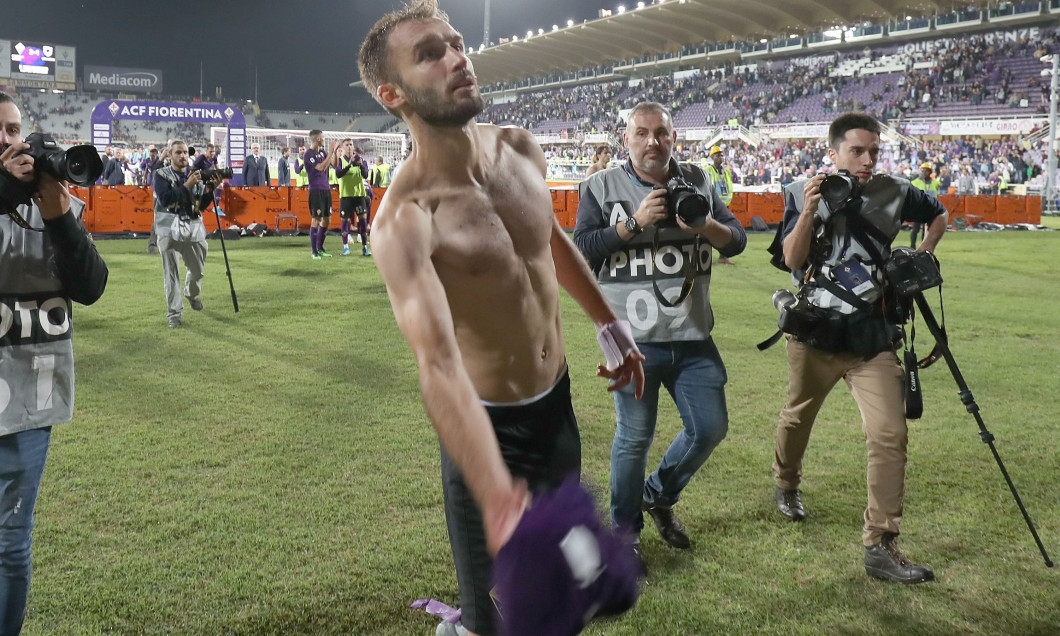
left=0, top=427, right=51, bottom=635
left=610, top=340, right=728, bottom=538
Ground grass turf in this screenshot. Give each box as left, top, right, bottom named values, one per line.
left=23, top=228, right=1060, bottom=635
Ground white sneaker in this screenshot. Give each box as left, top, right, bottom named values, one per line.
left=435, top=622, right=469, bottom=636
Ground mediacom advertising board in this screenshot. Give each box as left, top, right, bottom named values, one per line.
left=84, top=65, right=163, bottom=94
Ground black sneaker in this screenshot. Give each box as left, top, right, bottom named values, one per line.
left=641, top=500, right=691, bottom=549
left=864, top=534, right=934, bottom=584
left=774, top=486, right=806, bottom=522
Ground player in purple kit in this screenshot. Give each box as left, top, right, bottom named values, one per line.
left=304, top=130, right=341, bottom=259
left=191, top=143, right=217, bottom=173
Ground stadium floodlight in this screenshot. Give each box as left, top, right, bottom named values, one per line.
left=538, top=28, right=544, bottom=35
left=617, top=5, right=626, bottom=14
left=637, top=2, right=645, bottom=8
left=567, top=19, right=574, bottom=27
left=552, top=24, right=559, bottom=31
left=527, top=30, right=534, bottom=38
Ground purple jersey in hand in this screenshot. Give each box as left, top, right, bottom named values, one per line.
left=492, top=477, right=640, bottom=636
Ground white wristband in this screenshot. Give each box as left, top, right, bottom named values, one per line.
left=596, top=320, right=639, bottom=371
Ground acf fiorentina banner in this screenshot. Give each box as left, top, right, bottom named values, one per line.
left=902, top=118, right=1046, bottom=137
left=90, top=100, right=247, bottom=185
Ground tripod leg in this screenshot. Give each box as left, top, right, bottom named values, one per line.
left=912, top=292, right=1052, bottom=567
left=212, top=202, right=239, bottom=313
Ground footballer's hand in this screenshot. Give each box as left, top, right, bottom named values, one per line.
left=483, top=479, right=530, bottom=556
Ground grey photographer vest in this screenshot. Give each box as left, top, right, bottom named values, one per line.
left=580, top=162, right=717, bottom=343
left=0, top=199, right=86, bottom=435
left=153, top=165, right=207, bottom=240
left=786, top=174, right=910, bottom=315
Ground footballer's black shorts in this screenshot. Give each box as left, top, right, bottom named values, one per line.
left=339, top=196, right=368, bottom=219
left=308, top=189, right=332, bottom=218
left=439, top=365, right=580, bottom=636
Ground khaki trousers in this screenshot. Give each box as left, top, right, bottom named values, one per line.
left=773, top=337, right=907, bottom=546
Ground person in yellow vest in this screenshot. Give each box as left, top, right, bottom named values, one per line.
left=705, top=146, right=734, bottom=206
left=334, top=139, right=372, bottom=256
left=911, top=163, right=940, bottom=196
left=909, top=163, right=941, bottom=244
left=294, top=145, right=309, bottom=187
left=705, top=146, right=737, bottom=265
left=368, top=155, right=391, bottom=187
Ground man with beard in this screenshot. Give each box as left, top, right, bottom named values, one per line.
left=0, top=92, right=108, bottom=634
left=152, top=140, right=220, bottom=328
left=359, top=3, right=645, bottom=634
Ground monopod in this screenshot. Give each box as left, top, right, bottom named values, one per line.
left=912, top=291, right=1052, bottom=567
left=210, top=200, right=239, bottom=313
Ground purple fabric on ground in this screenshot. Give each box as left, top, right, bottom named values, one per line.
left=410, top=598, right=462, bottom=624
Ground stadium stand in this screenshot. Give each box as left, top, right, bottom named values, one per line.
left=8, top=0, right=1058, bottom=208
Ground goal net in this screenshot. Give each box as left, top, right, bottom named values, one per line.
left=210, top=126, right=407, bottom=178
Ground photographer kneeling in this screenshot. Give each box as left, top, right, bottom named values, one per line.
left=152, top=140, right=218, bottom=328
left=574, top=102, right=746, bottom=570
left=770, top=113, right=947, bottom=584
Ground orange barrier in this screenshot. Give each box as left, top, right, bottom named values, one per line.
left=73, top=186, right=1040, bottom=233
left=550, top=189, right=567, bottom=226
left=80, top=185, right=154, bottom=233
left=727, top=192, right=749, bottom=219
left=742, top=191, right=785, bottom=227
left=563, top=190, right=580, bottom=229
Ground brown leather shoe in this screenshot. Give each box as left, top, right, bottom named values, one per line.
left=864, top=534, right=934, bottom=584
left=774, top=487, right=806, bottom=521
left=641, top=501, right=691, bottom=549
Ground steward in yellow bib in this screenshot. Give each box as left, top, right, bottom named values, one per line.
left=911, top=163, right=940, bottom=196
left=335, top=140, right=372, bottom=256
left=704, top=145, right=734, bottom=206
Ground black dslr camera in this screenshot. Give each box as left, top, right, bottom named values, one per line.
left=664, top=176, right=711, bottom=227
left=819, top=169, right=861, bottom=214
left=201, top=167, right=234, bottom=182
left=886, top=246, right=942, bottom=297
left=0, top=133, right=103, bottom=213
left=772, top=289, right=821, bottom=338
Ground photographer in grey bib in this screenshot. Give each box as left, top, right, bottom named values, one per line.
left=770, top=112, right=947, bottom=584
left=152, top=140, right=217, bottom=328
left=574, top=102, right=745, bottom=569
left=0, top=92, right=108, bottom=633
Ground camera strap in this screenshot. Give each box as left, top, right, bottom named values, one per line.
left=650, top=229, right=700, bottom=308
left=2, top=207, right=44, bottom=232
left=902, top=319, right=924, bottom=419
left=916, top=284, right=947, bottom=369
